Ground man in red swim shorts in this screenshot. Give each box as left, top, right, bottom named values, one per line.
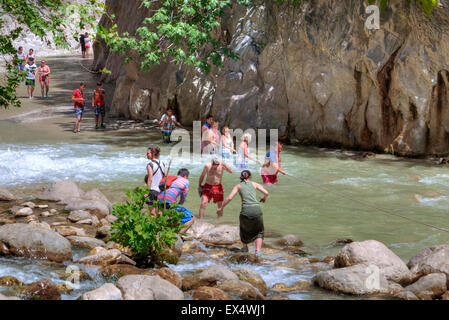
left=261, top=141, right=286, bottom=184
left=198, top=158, right=233, bottom=219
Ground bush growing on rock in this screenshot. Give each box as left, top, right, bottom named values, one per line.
left=109, top=187, right=185, bottom=267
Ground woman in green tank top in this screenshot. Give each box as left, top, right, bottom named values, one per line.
left=217, top=170, right=269, bottom=255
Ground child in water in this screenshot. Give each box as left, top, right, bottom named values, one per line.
left=159, top=108, right=185, bottom=143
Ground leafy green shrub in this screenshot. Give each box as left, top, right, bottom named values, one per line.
left=109, top=186, right=185, bottom=267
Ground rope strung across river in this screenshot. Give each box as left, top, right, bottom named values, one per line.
left=283, top=172, right=449, bottom=234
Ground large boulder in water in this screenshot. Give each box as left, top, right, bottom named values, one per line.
left=407, top=245, right=449, bottom=280
left=199, top=225, right=240, bottom=246
left=0, top=293, right=20, bottom=300
left=186, top=220, right=215, bottom=239
left=66, top=236, right=106, bottom=249
left=0, top=187, right=16, bottom=201
left=216, top=280, right=265, bottom=300
left=0, top=223, right=72, bottom=262
left=40, top=181, right=112, bottom=218
left=64, top=200, right=110, bottom=219
left=404, top=273, right=448, bottom=299
left=81, top=283, right=123, bottom=300
left=40, top=181, right=85, bottom=203
left=232, top=267, right=267, bottom=296
left=20, top=279, right=61, bottom=300
left=83, top=189, right=113, bottom=212
left=75, top=249, right=135, bottom=266
left=182, top=265, right=239, bottom=291
left=193, top=286, right=233, bottom=300
left=313, top=264, right=392, bottom=295
left=117, top=275, right=184, bottom=300
left=334, top=240, right=412, bottom=284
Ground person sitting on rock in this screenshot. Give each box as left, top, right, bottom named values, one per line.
left=157, top=168, right=195, bottom=233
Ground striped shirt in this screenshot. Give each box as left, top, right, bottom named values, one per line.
left=158, top=176, right=189, bottom=204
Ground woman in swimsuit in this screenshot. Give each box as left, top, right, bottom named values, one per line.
left=236, top=133, right=258, bottom=169
left=221, top=126, right=236, bottom=161
left=26, top=49, right=36, bottom=62
left=37, top=60, right=51, bottom=99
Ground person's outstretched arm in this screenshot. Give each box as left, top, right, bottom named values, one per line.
left=244, top=144, right=258, bottom=163
left=219, top=160, right=233, bottom=174
left=218, top=184, right=240, bottom=214
left=198, top=166, right=207, bottom=192
left=254, top=182, right=269, bottom=202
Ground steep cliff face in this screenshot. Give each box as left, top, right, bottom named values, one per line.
left=94, top=0, right=449, bottom=156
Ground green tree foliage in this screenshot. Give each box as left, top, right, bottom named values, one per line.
left=109, top=186, right=185, bottom=266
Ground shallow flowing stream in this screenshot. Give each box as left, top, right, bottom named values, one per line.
left=1, top=118, right=449, bottom=300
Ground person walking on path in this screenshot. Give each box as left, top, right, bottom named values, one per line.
left=157, top=168, right=195, bottom=234
left=145, top=146, right=166, bottom=214
left=92, top=82, right=106, bottom=129
left=198, top=158, right=233, bottom=219
left=79, top=33, right=86, bottom=58
left=25, top=48, right=35, bottom=62
left=72, top=82, right=86, bottom=133
left=36, top=60, right=51, bottom=99
left=84, top=33, right=91, bottom=59
left=261, top=141, right=286, bottom=184
left=220, top=126, right=236, bottom=161
left=217, top=170, right=269, bottom=255
left=236, top=133, right=258, bottom=169
left=16, top=47, right=26, bottom=71
left=159, top=107, right=184, bottom=143
left=24, top=57, right=37, bottom=99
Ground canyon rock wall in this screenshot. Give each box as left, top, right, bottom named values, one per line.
left=94, top=0, right=449, bottom=156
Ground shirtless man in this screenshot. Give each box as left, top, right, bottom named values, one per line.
left=198, top=158, right=233, bottom=219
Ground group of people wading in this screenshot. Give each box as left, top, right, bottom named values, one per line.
left=148, top=110, right=286, bottom=255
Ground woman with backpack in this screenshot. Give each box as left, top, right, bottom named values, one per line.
left=145, top=146, right=166, bottom=214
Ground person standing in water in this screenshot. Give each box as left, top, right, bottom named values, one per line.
left=145, top=146, right=166, bottom=214
left=201, top=115, right=214, bottom=153
left=261, top=141, right=286, bottom=184
left=159, top=107, right=184, bottom=143
left=36, top=60, right=51, bottom=100
left=16, top=47, right=26, bottom=71
left=157, top=168, right=195, bottom=234
left=220, top=126, right=236, bottom=161
left=236, top=133, right=258, bottom=169
left=217, top=170, right=269, bottom=255
left=209, top=121, right=220, bottom=155
left=24, top=57, right=37, bottom=99
left=72, top=82, right=86, bottom=133
left=198, top=158, right=233, bottom=219
left=92, top=82, right=106, bottom=129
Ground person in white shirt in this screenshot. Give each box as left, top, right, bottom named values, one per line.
left=144, top=146, right=166, bottom=214
left=159, top=107, right=185, bottom=143
left=16, top=47, right=25, bottom=71
left=24, top=57, right=38, bottom=99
